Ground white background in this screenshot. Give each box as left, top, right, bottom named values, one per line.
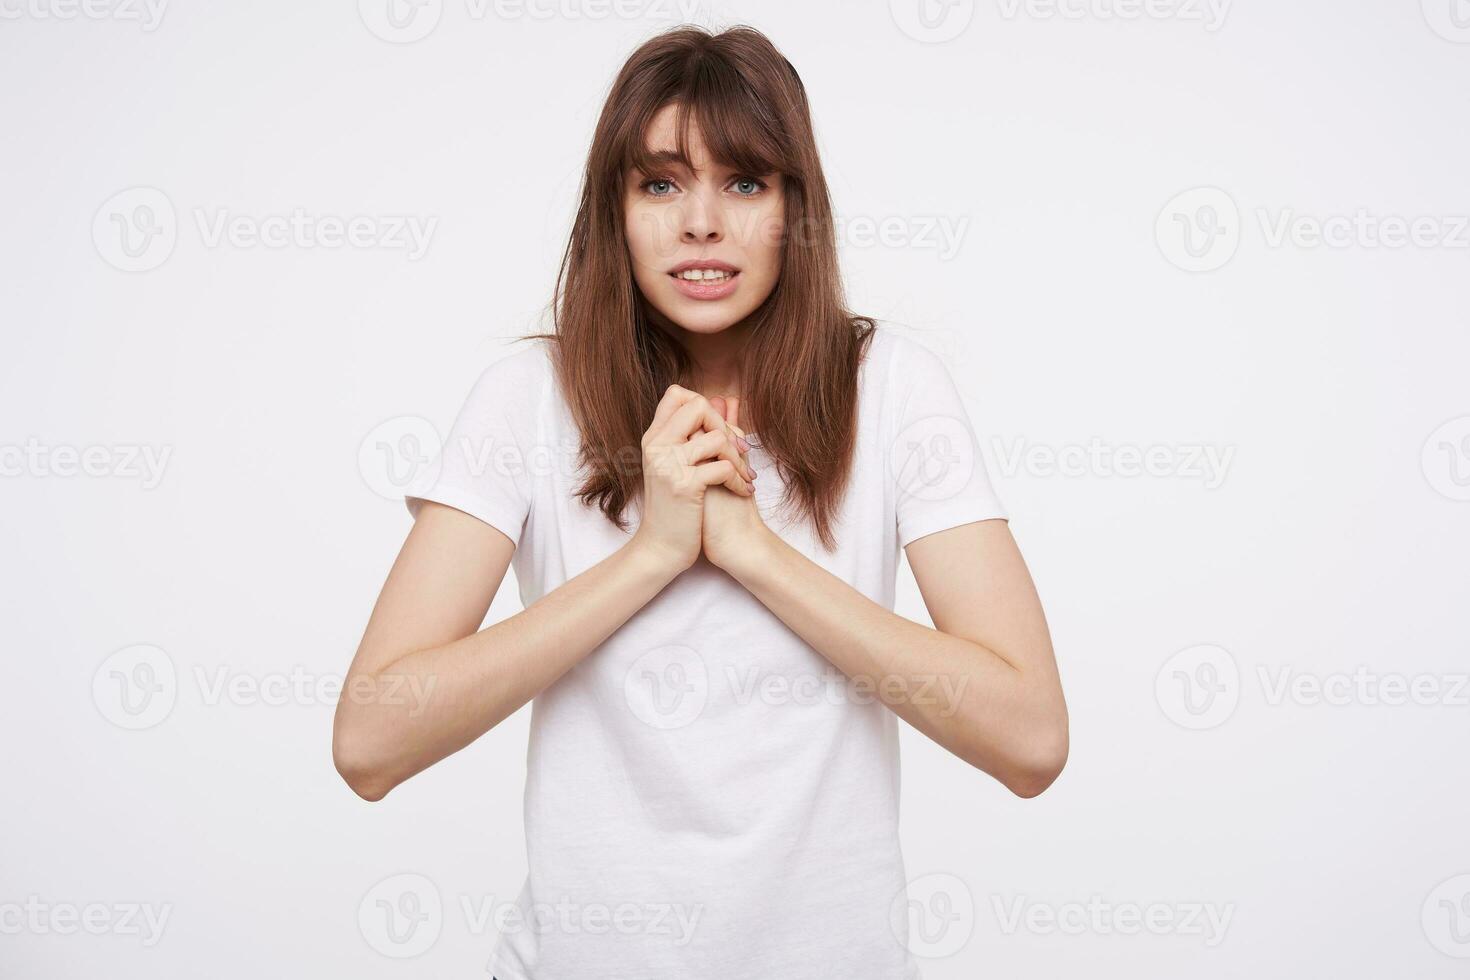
left=3, top=0, right=1468, bottom=976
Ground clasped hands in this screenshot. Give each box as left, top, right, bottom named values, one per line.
left=632, top=384, right=773, bottom=576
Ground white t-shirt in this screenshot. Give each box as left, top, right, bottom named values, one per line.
left=404, top=323, right=1007, bottom=980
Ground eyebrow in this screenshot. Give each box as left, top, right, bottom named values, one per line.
left=636, top=149, right=697, bottom=174
left=636, top=148, right=759, bottom=176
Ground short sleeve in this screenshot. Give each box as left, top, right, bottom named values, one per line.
left=888, top=338, right=1008, bottom=549
left=403, top=353, right=535, bottom=548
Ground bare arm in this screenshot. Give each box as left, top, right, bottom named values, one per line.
left=719, top=517, right=1068, bottom=798
left=331, top=384, right=756, bottom=802
left=330, top=502, right=680, bottom=801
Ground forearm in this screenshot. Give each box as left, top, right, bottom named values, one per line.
left=335, top=539, right=678, bottom=800
left=725, top=531, right=1065, bottom=795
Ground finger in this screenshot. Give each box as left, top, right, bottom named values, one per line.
left=696, top=396, right=748, bottom=453
left=664, top=395, right=736, bottom=448
left=692, top=459, right=755, bottom=496
left=698, top=413, right=750, bottom=459
left=723, top=418, right=749, bottom=456
left=683, top=427, right=756, bottom=482
left=649, top=384, right=700, bottom=434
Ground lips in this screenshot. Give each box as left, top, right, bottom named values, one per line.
left=667, top=260, right=741, bottom=300
left=668, top=259, right=739, bottom=275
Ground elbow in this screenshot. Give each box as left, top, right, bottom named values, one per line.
left=1003, top=714, right=1069, bottom=800
left=332, top=722, right=395, bottom=803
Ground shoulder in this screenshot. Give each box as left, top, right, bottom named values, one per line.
left=464, top=336, right=556, bottom=407
left=477, top=336, right=556, bottom=386
left=441, top=337, right=559, bottom=438
left=861, top=321, right=952, bottom=388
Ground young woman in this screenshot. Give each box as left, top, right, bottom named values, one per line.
left=333, top=24, right=1067, bottom=980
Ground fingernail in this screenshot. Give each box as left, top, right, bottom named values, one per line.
left=736, top=436, right=750, bottom=453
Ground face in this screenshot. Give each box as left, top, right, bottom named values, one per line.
left=623, top=104, right=785, bottom=337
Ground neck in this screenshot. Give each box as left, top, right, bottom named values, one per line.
left=654, top=313, right=751, bottom=401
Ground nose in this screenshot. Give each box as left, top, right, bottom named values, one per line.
left=678, top=186, right=724, bottom=244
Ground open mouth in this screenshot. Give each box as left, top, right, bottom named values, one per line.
left=669, top=267, right=739, bottom=283
left=668, top=265, right=741, bottom=299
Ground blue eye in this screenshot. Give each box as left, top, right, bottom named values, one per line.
left=639, top=175, right=768, bottom=198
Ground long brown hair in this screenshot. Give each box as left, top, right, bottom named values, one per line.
left=525, top=24, right=874, bottom=552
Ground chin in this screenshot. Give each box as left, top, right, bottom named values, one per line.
left=652, top=296, right=756, bottom=335
left=666, top=309, right=743, bottom=334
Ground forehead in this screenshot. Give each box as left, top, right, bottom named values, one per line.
left=636, top=105, right=715, bottom=172
left=643, top=103, right=691, bottom=147
left=622, top=98, right=785, bottom=181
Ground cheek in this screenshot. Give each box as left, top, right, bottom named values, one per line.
left=622, top=207, right=659, bottom=279
left=749, top=208, right=784, bottom=279
left=625, top=205, right=680, bottom=275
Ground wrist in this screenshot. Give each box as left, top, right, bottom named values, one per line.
left=625, top=532, right=692, bottom=583
left=715, top=525, right=783, bottom=583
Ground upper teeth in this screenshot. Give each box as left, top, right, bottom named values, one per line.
left=677, top=269, right=733, bottom=281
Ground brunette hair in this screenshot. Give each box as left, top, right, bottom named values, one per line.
left=525, top=24, right=875, bottom=551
